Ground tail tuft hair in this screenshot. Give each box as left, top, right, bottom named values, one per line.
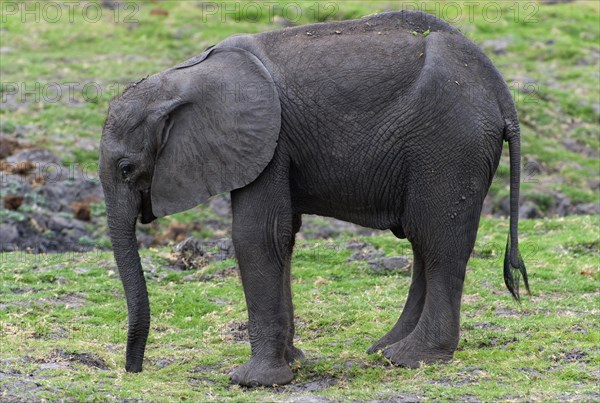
left=503, top=233, right=530, bottom=301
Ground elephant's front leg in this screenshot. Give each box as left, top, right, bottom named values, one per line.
left=284, top=214, right=305, bottom=365
left=229, top=176, right=296, bottom=387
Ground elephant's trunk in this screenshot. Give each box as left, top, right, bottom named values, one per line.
left=105, top=188, right=150, bottom=372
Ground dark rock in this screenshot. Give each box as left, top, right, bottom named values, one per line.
left=555, top=194, right=572, bottom=216
left=216, top=238, right=235, bottom=259
left=0, top=224, right=19, bottom=244
left=346, top=240, right=368, bottom=250
left=37, top=186, right=65, bottom=208
left=368, top=256, right=411, bottom=274
left=346, top=240, right=387, bottom=263
left=348, top=249, right=384, bottom=262
left=48, top=216, right=73, bottom=232
left=519, top=204, right=542, bottom=219
left=7, top=148, right=63, bottom=168
left=136, top=232, right=155, bottom=248
left=573, top=203, right=600, bottom=215
left=498, top=197, right=511, bottom=216
left=1, top=175, right=31, bottom=195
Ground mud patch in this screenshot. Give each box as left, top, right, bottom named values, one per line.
left=473, top=322, right=505, bottom=331
left=281, top=375, right=339, bottom=393
left=367, top=256, right=411, bottom=275
left=332, top=360, right=367, bottom=371
left=453, top=367, right=488, bottom=385
left=224, top=321, right=248, bottom=343
left=0, top=373, right=58, bottom=402
left=475, top=334, right=518, bottom=348
left=36, top=350, right=108, bottom=370
left=555, top=349, right=589, bottom=363
left=190, top=364, right=218, bottom=373
left=367, top=394, right=423, bottom=402
left=42, top=293, right=87, bottom=309
left=148, top=357, right=177, bottom=369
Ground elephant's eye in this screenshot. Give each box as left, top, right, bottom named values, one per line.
left=119, top=162, right=134, bottom=179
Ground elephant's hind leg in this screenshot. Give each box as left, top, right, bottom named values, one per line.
left=367, top=244, right=425, bottom=353
left=382, top=209, right=480, bottom=368
left=382, top=254, right=467, bottom=367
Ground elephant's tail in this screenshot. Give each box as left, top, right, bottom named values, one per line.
left=503, top=119, right=530, bottom=301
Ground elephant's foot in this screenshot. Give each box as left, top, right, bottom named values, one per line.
left=230, top=357, right=293, bottom=387
left=382, top=335, right=455, bottom=368
left=367, top=319, right=420, bottom=354
left=285, top=345, right=306, bottom=364
left=367, top=331, right=407, bottom=354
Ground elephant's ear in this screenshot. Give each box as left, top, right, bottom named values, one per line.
left=150, top=47, right=281, bottom=217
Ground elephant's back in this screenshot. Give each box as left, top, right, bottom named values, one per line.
left=256, top=10, right=459, bottom=41
left=217, top=12, right=509, bottom=227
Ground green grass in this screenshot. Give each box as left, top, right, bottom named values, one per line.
left=1, top=216, right=599, bottom=401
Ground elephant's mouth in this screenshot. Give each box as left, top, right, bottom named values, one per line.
left=139, top=188, right=157, bottom=224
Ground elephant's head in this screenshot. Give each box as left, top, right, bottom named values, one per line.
left=98, top=46, right=280, bottom=372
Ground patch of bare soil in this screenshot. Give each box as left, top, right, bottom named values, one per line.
left=35, top=350, right=108, bottom=370
left=0, top=137, right=104, bottom=253
left=226, top=321, right=249, bottom=343
left=0, top=351, right=108, bottom=401
left=272, top=374, right=338, bottom=396
left=554, top=348, right=590, bottom=363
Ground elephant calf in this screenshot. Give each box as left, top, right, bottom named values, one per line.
left=99, top=11, right=529, bottom=386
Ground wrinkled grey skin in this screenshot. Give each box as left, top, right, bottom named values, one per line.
left=99, top=11, right=529, bottom=386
